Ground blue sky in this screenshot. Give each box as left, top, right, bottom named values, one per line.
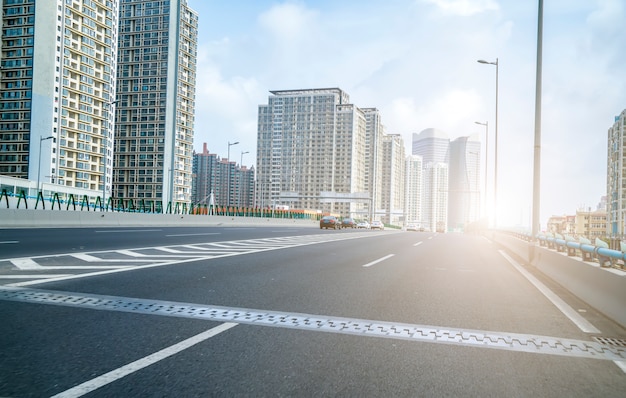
left=186, top=0, right=625, bottom=228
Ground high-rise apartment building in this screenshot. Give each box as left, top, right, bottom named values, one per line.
left=192, top=143, right=222, bottom=206
left=362, top=108, right=385, bottom=220
left=379, top=134, right=405, bottom=224
left=113, top=0, right=198, bottom=208
left=192, top=143, right=255, bottom=208
left=256, top=88, right=368, bottom=217
left=405, top=155, right=423, bottom=226
left=413, top=128, right=450, bottom=231
left=423, top=162, right=448, bottom=232
left=607, top=109, right=626, bottom=236
left=448, top=135, right=481, bottom=230
left=0, top=0, right=119, bottom=193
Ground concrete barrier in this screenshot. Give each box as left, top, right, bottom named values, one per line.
left=491, top=231, right=626, bottom=329
left=0, top=209, right=318, bottom=228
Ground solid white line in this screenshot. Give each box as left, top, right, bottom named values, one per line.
left=50, top=322, right=238, bottom=398
left=0, top=274, right=71, bottom=279
left=413, top=242, right=423, bottom=247
left=614, top=360, right=626, bottom=374
left=362, top=254, right=395, bottom=268
left=94, top=229, right=162, bottom=233
left=165, top=233, right=221, bottom=237
left=499, top=250, right=601, bottom=334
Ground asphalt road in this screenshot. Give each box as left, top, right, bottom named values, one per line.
left=0, top=226, right=625, bottom=397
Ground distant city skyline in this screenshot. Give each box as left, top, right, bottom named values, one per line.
left=188, top=0, right=626, bottom=228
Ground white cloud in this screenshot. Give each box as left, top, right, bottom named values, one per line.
left=385, top=89, right=483, bottom=137
left=257, top=2, right=320, bottom=45
left=421, top=0, right=500, bottom=16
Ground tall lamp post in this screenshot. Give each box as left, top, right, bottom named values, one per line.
left=474, top=121, right=488, bottom=220
left=478, top=58, right=498, bottom=227
left=37, top=136, right=54, bottom=193
left=532, top=0, right=544, bottom=245
left=226, top=141, right=239, bottom=206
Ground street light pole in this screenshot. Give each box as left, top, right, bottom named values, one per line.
left=226, top=141, right=239, bottom=206
left=37, top=136, right=54, bottom=193
left=478, top=58, right=499, bottom=227
left=532, top=0, right=544, bottom=250
left=475, top=121, right=488, bottom=220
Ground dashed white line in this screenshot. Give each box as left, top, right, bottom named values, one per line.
left=362, top=254, right=395, bottom=268
left=50, top=322, right=238, bottom=398
left=0, top=240, right=18, bottom=244
left=413, top=242, right=423, bottom=247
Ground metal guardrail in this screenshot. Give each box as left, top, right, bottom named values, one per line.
left=0, top=189, right=320, bottom=220
left=508, top=230, right=625, bottom=270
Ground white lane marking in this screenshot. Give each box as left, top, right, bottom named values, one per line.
left=0, top=274, right=71, bottom=279
left=0, top=241, right=18, bottom=244
left=5, top=232, right=400, bottom=287
left=362, top=254, right=395, bottom=268
left=71, top=254, right=102, bottom=262
left=50, top=322, right=237, bottom=398
left=70, top=254, right=146, bottom=263
left=11, top=258, right=41, bottom=270
left=165, top=233, right=221, bottom=237
left=499, top=250, right=601, bottom=334
left=116, top=250, right=145, bottom=257
left=413, top=242, right=423, bottom=247
left=614, top=360, right=626, bottom=374
left=94, top=229, right=162, bottom=233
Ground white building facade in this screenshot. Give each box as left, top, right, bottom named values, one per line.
left=256, top=88, right=369, bottom=217
left=1, top=0, right=119, bottom=195
left=607, top=109, right=626, bottom=236
left=405, top=155, right=423, bottom=227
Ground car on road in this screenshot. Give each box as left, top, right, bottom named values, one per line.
left=320, top=215, right=341, bottom=229
left=357, top=221, right=370, bottom=229
left=341, top=217, right=357, bottom=228
left=406, top=223, right=418, bottom=231
left=370, top=220, right=384, bottom=230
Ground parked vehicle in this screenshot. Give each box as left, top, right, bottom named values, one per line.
left=370, top=220, right=384, bottom=230
left=320, top=215, right=341, bottom=229
left=357, top=221, right=370, bottom=229
left=341, top=217, right=357, bottom=228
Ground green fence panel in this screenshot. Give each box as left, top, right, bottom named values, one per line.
left=66, top=194, right=76, bottom=211
left=17, top=190, right=28, bottom=209
left=51, top=193, right=62, bottom=210
left=35, top=191, right=45, bottom=210
left=0, top=189, right=8, bottom=209
left=80, top=195, right=90, bottom=211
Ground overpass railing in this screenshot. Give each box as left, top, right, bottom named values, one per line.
left=507, top=230, right=625, bottom=270
left=0, top=188, right=323, bottom=221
